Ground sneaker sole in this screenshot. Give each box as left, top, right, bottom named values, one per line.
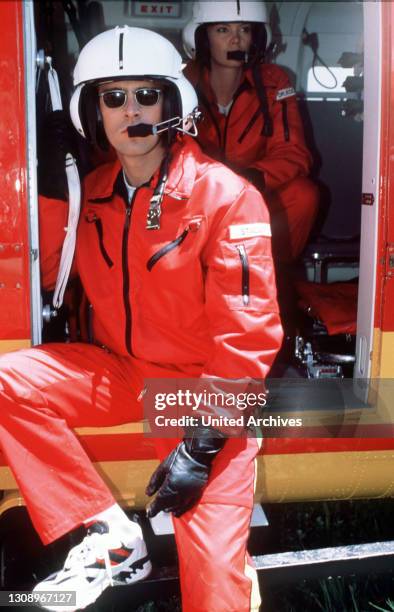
left=35, top=558, right=153, bottom=611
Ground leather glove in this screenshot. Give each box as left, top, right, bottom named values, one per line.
left=37, top=110, right=78, bottom=200
left=146, top=427, right=226, bottom=518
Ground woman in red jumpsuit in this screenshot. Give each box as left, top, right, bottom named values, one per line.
left=0, top=26, right=282, bottom=612
left=183, top=1, right=319, bottom=342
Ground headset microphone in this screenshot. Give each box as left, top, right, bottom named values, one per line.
left=127, top=116, right=188, bottom=138
left=227, top=50, right=249, bottom=62
left=127, top=124, right=155, bottom=137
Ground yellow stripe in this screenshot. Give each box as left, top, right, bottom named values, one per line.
left=371, top=327, right=382, bottom=378
left=379, top=330, right=394, bottom=377
left=1, top=449, right=394, bottom=514
left=257, top=450, right=394, bottom=502
left=75, top=422, right=144, bottom=435
left=0, top=339, right=31, bottom=354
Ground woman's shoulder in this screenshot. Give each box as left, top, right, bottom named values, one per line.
left=254, top=62, right=293, bottom=88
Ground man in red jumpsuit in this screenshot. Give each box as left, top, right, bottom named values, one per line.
left=0, top=26, right=282, bottom=612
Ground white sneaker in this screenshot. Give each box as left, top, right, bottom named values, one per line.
left=33, top=520, right=152, bottom=611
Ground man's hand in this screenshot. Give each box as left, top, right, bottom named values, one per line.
left=146, top=428, right=226, bottom=518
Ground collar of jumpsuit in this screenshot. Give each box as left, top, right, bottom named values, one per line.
left=123, top=170, right=136, bottom=202
left=87, top=137, right=200, bottom=204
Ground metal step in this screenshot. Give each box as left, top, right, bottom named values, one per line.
left=143, top=540, right=394, bottom=584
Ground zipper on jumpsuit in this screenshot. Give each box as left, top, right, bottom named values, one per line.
left=237, top=107, right=261, bottom=144
left=147, top=229, right=189, bottom=271
left=122, top=191, right=136, bottom=355
left=222, top=84, right=248, bottom=160
left=197, top=81, right=247, bottom=155
left=236, top=244, right=250, bottom=306
left=281, top=99, right=290, bottom=141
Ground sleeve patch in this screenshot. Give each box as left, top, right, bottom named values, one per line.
left=276, top=87, right=296, bottom=101
left=229, top=223, right=272, bottom=240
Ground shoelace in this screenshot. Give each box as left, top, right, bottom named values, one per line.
left=61, top=531, right=114, bottom=587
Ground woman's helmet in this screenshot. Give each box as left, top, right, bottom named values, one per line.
left=182, top=1, right=270, bottom=65
left=70, top=26, right=199, bottom=149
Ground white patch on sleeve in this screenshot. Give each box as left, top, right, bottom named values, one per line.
left=229, top=223, right=272, bottom=240
left=276, top=87, right=296, bottom=101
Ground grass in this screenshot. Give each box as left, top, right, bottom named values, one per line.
left=128, top=499, right=394, bottom=611
left=257, top=498, right=394, bottom=611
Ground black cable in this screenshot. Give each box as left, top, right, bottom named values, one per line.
left=312, top=52, right=338, bottom=90
left=302, top=29, right=338, bottom=91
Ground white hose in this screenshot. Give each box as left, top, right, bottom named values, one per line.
left=47, top=65, right=62, bottom=111
left=47, top=63, right=81, bottom=308
left=52, top=154, right=81, bottom=308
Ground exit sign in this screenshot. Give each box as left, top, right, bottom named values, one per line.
left=133, top=2, right=181, bottom=17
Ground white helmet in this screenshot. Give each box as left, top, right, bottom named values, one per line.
left=70, top=26, right=199, bottom=146
left=182, top=1, right=269, bottom=60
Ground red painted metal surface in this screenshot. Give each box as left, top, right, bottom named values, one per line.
left=0, top=1, right=31, bottom=342
left=0, top=433, right=393, bottom=467
left=379, top=2, right=394, bottom=332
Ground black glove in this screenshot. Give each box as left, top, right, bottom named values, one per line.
left=146, top=427, right=226, bottom=518
left=240, top=168, right=266, bottom=193
left=37, top=110, right=77, bottom=200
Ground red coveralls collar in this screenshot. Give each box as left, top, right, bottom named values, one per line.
left=86, top=137, right=200, bottom=203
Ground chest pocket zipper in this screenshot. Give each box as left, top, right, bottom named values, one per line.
left=236, top=245, right=250, bottom=306
left=147, top=228, right=189, bottom=271
left=281, top=99, right=290, bottom=141
left=86, top=214, right=114, bottom=268
left=238, top=108, right=261, bottom=144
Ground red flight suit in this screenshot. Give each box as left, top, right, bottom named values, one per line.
left=0, top=136, right=282, bottom=611
left=184, top=61, right=319, bottom=262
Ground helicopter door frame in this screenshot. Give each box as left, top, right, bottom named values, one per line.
left=23, top=0, right=42, bottom=346
left=355, top=1, right=381, bottom=379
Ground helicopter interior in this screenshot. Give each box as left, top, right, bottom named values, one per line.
left=34, top=0, right=369, bottom=380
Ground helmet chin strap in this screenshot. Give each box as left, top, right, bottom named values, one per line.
left=227, top=50, right=249, bottom=62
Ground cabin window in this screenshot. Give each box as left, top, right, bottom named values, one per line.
left=307, top=66, right=356, bottom=94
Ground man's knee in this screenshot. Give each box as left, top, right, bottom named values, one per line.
left=0, top=344, right=72, bottom=404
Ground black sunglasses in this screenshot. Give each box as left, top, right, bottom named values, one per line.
left=99, top=87, right=162, bottom=109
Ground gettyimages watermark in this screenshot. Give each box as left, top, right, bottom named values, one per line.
left=143, top=377, right=305, bottom=438
left=142, top=378, right=394, bottom=438
left=152, top=386, right=302, bottom=431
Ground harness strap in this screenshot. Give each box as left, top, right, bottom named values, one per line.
left=46, top=64, right=82, bottom=309
left=252, top=64, right=273, bottom=138
left=281, top=99, right=290, bottom=141
left=146, top=153, right=171, bottom=230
